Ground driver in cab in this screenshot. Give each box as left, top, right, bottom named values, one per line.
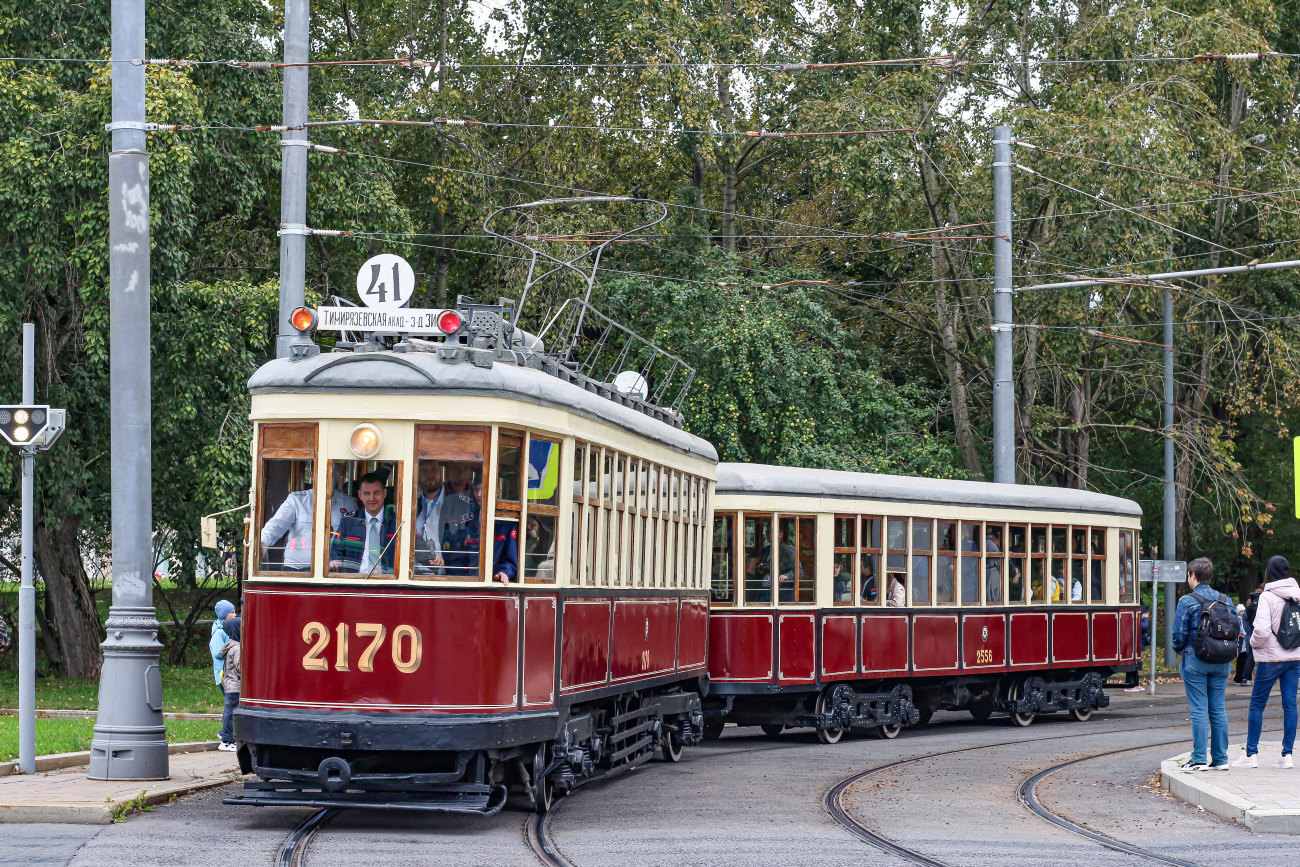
left=329, top=473, right=398, bottom=575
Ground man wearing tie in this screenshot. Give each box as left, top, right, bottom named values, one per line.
left=329, top=472, right=397, bottom=575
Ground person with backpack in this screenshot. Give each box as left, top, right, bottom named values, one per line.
left=1172, top=557, right=1237, bottom=771
left=1234, top=556, right=1300, bottom=769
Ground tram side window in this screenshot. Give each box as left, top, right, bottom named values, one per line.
left=743, top=514, right=774, bottom=604
left=985, top=523, right=1004, bottom=604
left=1029, top=525, right=1048, bottom=603
left=1070, top=527, right=1087, bottom=603
left=1118, top=529, right=1136, bottom=603
left=833, top=516, right=855, bottom=605
left=712, top=514, right=736, bottom=604
left=775, top=516, right=815, bottom=604
left=1007, top=524, right=1027, bottom=603
left=328, top=459, right=403, bottom=577
left=256, top=423, right=318, bottom=574
left=913, top=519, right=934, bottom=606
left=935, top=520, right=955, bottom=605
left=960, top=522, right=981, bottom=605
left=861, top=516, right=882, bottom=605
left=887, top=518, right=912, bottom=605
left=412, top=425, right=485, bottom=581
left=1090, top=528, right=1106, bottom=603
left=523, top=436, right=560, bottom=582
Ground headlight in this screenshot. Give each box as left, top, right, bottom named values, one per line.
left=349, top=423, right=383, bottom=458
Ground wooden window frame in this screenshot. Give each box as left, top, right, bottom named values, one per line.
left=933, top=519, right=956, bottom=606
left=984, top=522, right=1007, bottom=605
left=1006, top=523, right=1028, bottom=604
left=860, top=515, right=883, bottom=607
left=1029, top=524, right=1049, bottom=604
left=832, top=514, right=857, bottom=607
left=254, top=422, right=320, bottom=578
left=409, top=423, right=489, bottom=583
left=958, top=520, right=982, bottom=607
left=325, top=457, right=407, bottom=581
left=711, top=511, right=738, bottom=605
left=1089, top=527, right=1107, bottom=605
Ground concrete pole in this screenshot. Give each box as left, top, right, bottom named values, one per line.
left=18, top=324, right=35, bottom=774
left=90, top=0, right=168, bottom=780
left=1163, top=289, right=1176, bottom=666
left=992, top=125, right=1015, bottom=484
left=276, top=0, right=315, bottom=359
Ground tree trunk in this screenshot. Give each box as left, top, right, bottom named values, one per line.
left=716, top=63, right=738, bottom=254
left=1065, top=378, right=1091, bottom=488
left=34, top=512, right=102, bottom=678
left=936, top=279, right=985, bottom=480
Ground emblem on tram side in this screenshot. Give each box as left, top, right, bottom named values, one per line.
left=982, top=626, right=989, bottom=642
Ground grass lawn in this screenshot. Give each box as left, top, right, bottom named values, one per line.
left=0, top=666, right=224, bottom=714
left=0, top=717, right=223, bottom=762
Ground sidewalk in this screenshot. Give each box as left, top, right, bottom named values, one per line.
left=1162, top=742, right=1300, bottom=833
left=0, top=743, right=243, bottom=824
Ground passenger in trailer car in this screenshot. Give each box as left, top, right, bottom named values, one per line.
left=859, top=557, right=878, bottom=602
left=985, top=527, right=1002, bottom=603
left=886, top=571, right=906, bottom=607
left=329, top=473, right=398, bottom=574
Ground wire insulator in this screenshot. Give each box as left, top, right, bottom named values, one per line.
left=1193, top=52, right=1276, bottom=61
left=230, top=60, right=275, bottom=70
left=308, top=229, right=354, bottom=237
left=396, top=57, right=433, bottom=68
left=153, top=124, right=194, bottom=131
left=132, top=58, right=196, bottom=67
left=254, top=125, right=302, bottom=132
left=743, top=131, right=786, bottom=138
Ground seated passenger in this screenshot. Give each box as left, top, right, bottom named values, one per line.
left=886, top=572, right=906, bottom=607
left=1009, top=562, right=1024, bottom=600
left=328, top=462, right=359, bottom=532
left=492, top=517, right=520, bottom=584
left=1071, top=578, right=1084, bottom=601
left=860, top=560, right=879, bottom=603
left=832, top=560, right=851, bottom=603
left=744, top=554, right=771, bottom=604
left=329, top=472, right=397, bottom=575
left=768, top=532, right=799, bottom=603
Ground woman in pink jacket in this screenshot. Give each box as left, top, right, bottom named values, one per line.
left=1235, top=556, right=1300, bottom=769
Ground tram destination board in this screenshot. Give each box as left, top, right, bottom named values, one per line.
left=316, top=305, right=455, bottom=335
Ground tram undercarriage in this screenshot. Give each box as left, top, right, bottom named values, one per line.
left=225, top=681, right=704, bottom=815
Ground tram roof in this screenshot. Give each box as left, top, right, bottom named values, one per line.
left=248, top=352, right=719, bottom=462
left=715, top=463, right=1142, bottom=517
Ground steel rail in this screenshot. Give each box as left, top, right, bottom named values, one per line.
left=276, top=808, right=337, bottom=867
left=526, top=810, right=573, bottom=867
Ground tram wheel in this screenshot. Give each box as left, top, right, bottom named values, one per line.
left=660, top=729, right=685, bottom=762
left=703, top=719, right=725, bottom=740
left=815, top=685, right=850, bottom=745
left=1069, top=706, right=1093, bottom=722
left=968, top=699, right=995, bottom=722
left=873, top=722, right=902, bottom=739
left=760, top=724, right=784, bottom=738
left=531, top=747, right=554, bottom=814
left=1009, top=680, right=1036, bottom=727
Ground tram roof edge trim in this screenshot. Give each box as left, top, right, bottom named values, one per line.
left=715, top=463, right=1142, bottom=517
left=248, top=353, right=719, bottom=462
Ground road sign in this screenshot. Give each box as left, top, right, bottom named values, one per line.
left=1139, top=559, right=1186, bottom=584
left=316, top=306, right=457, bottom=335
left=0, top=406, right=49, bottom=447
left=356, top=254, right=415, bottom=310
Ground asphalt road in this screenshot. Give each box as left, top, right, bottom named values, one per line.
left=5, top=682, right=1284, bottom=867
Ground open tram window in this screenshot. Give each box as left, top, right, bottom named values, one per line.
left=833, top=516, right=856, bottom=604
left=256, top=423, right=318, bottom=575
left=779, top=516, right=816, bottom=604
left=935, top=520, right=955, bottom=605
left=1070, top=526, right=1087, bottom=603
left=861, top=516, right=882, bottom=605
left=712, top=514, right=737, bottom=604
left=960, top=522, right=981, bottom=605
left=985, top=523, right=1004, bottom=604
left=412, top=425, right=486, bottom=581
left=887, top=518, right=911, bottom=606
left=327, top=459, right=403, bottom=577
left=742, top=513, right=774, bottom=604
left=1090, top=528, right=1106, bottom=603
left=570, top=444, right=585, bottom=585
left=912, top=519, right=933, bottom=606
left=1007, top=524, right=1027, bottom=603
left=523, top=435, right=560, bottom=582
left=1029, top=525, right=1048, bottom=603
left=1118, top=529, right=1136, bottom=603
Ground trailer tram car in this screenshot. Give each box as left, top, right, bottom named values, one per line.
left=225, top=301, right=718, bottom=815
left=704, top=465, right=1142, bottom=741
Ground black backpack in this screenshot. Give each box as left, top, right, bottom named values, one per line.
left=1192, top=592, right=1240, bottom=664
left=1273, top=595, right=1300, bottom=651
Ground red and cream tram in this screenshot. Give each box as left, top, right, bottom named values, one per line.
left=226, top=300, right=717, bottom=814
left=704, top=464, right=1142, bottom=740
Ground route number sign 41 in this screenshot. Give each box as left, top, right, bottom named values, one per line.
left=356, top=254, right=416, bottom=310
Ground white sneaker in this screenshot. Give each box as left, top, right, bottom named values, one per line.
left=1123, top=685, right=1146, bottom=692
left=1182, top=762, right=1209, bottom=771
left=1274, top=756, right=1294, bottom=769
left=218, top=742, right=238, bottom=752
left=1233, top=754, right=1258, bottom=768
left=1208, top=762, right=1231, bottom=771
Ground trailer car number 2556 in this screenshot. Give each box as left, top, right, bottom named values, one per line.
left=301, top=621, right=423, bottom=673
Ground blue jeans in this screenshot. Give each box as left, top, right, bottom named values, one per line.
left=1246, top=660, right=1300, bottom=757
left=1180, top=654, right=1231, bottom=766
left=221, top=690, right=240, bottom=744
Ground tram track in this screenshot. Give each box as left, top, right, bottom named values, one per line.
left=276, top=808, right=336, bottom=867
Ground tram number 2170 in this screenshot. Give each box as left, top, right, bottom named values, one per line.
left=301, top=621, right=423, bottom=674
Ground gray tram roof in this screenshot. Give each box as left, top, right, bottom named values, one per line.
left=248, top=352, right=719, bottom=462
left=715, top=462, right=1142, bottom=517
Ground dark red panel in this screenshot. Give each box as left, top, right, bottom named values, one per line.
left=708, top=613, right=774, bottom=682
left=1119, top=609, right=1136, bottom=661
left=961, top=614, right=1006, bottom=671
left=862, top=614, right=909, bottom=675
left=677, top=597, right=709, bottom=671
left=777, top=613, right=817, bottom=684
left=1092, top=612, right=1119, bottom=663
left=523, top=595, right=557, bottom=708
left=1009, top=612, right=1049, bottom=669
left=560, top=598, right=611, bottom=693
left=1052, top=612, right=1091, bottom=664
left=242, top=587, right=518, bottom=712
left=913, top=615, right=959, bottom=673
left=821, top=615, right=858, bottom=679
left=611, top=598, right=679, bottom=682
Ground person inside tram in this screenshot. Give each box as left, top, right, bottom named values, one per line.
left=441, top=474, right=484, bottom=578
left=1009, top=560, right=1024, bottom=601
left=329, top=472, right=398, bottom=575
left=525, top=516, right=554, bottom=567
left=1071, top=574, right=1084, bottom=601
left=491, top=513, right=520, bottom=584
left=833, top=558, right=851, bottom=603
left=415, top=460, right=445, bottom=572
left=259, top=481, right=314, bottom=572
left=328, top=462, right=359, bottom=531
left=886, top=570, right=906, bottom=607
left=985, top=526, right=1003, bottom=603
left=744, top=554, right=771, bottom=604
left=860, top=556, right=879, bottom=603
left=770, top=529, right=800, bottom=603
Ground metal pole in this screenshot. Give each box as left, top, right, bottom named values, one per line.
left=275, top=0, right=317, bottom=360
left=1163, top=289, right=1176, bottom=666
left=992, top=125, right=1015, bottom=484
left=18, top=324, right=35, bottom=774
left=90, top=0, right=168, bottom=780
left=1149, top=575, right=1158, bottom=695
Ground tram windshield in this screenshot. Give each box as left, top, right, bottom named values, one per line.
left=256, top=423, right=318, bottom=574
left=327, top=460, right=403, bottom=577
left=412, top=424, right=487, bottom=580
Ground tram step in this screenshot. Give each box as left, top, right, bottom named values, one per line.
left=223, top=781, right=508, bottom=815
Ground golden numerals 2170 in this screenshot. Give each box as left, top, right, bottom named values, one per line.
left=301, top=621, right=422, bottom=673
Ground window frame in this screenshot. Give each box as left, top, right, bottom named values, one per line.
left=254, top=422, right=320, bottom=578
left=410, top=423, right=489, bottom=583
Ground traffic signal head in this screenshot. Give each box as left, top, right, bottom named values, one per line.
left=0, top=406, right=49, bottom=447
